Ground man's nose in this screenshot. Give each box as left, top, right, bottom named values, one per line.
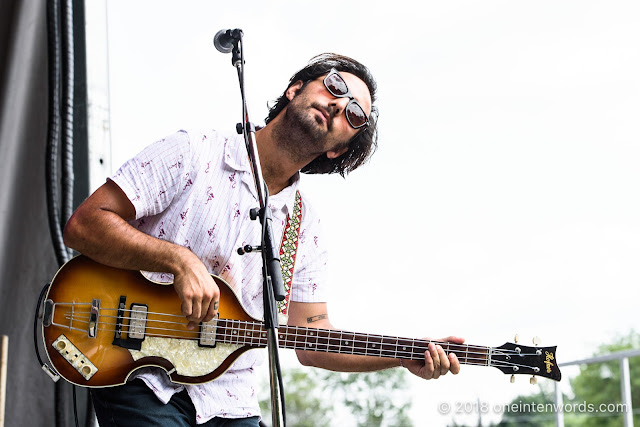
left=328, top=97, right=351, bottom=115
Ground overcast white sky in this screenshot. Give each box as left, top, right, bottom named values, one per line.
left=104, top=1, right=640, bottom=424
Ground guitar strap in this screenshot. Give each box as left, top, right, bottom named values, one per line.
left=277, top=190, right=302, bottom=322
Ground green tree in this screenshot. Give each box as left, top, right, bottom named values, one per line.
left=259, top=367, right=414, bottom=427
left=494, top=330, right=640, bottom=427
left=496, top=388, right=556, bottom=427
left=259, top=368, right=332, bottom=427
left=568, top=331, right=640, bottom=427
left=324, top=369, right=414, bottom=427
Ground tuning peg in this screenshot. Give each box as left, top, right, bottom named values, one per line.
left=532, top=336, right=541, bottom=346
left=514, top=334, right=519, bottom=343
left=530, top=376, right=537, bottom=385
left=510, top=375, right=515, bottom=383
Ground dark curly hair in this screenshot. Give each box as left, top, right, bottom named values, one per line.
left=265, top=53, right=378, bottom=176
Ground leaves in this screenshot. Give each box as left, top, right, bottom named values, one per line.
left=259, top=367, right=414, bottom=426
left=496, top=330, right=640, bottom=427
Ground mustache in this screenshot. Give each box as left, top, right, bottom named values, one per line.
left=310, top=102, right=335, bottom=130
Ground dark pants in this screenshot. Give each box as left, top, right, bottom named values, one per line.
left=91, top=380, right=260, bottom=427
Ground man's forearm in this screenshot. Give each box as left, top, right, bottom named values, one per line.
left=62, top=181, right=196, bottom=277
left=65, top=209, right=193, bottom=274
left=296, top=349, right=402, bottom=372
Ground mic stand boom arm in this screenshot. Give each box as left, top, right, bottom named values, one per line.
left=218, top=29, right=286, bottom=427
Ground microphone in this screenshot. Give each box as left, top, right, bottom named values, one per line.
left=213, top=29, right=242, bottom=54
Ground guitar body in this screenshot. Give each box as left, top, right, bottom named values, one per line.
left=42, top=255, right=256, bottom=387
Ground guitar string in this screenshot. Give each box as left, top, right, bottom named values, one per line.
left=61, top=311, right=501, bottom=355
left=54, top=315, right=546, bottom=371
left=60, top=309, right=538, bottom=358
left=58, top=306, right=510, bottom=355
left=59, top=313, right=536, bottom=358
left=59, top=314, right=495, bottom=359
left=55, top=326, right=498, bottom=367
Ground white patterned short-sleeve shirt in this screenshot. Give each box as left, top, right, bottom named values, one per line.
left=110, top=129, right=328, bottom=423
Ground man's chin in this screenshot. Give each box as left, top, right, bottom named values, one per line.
left=296, top=115, right=328, bottom=141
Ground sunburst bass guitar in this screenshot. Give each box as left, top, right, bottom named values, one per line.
left=40, top=256, right=562, bottom=387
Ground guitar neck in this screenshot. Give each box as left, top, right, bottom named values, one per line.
left=216, top=319, right=490, bottom=366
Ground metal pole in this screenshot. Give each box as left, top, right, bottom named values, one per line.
left=554, top=380, right=564, bottom=427
left=620, top=357, right=633, bottom=427
left=0, top=335, right=8, bottom=427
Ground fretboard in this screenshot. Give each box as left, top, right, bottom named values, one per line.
left=216, top=319, right=490, bottom=367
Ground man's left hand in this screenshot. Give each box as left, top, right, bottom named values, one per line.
left=402, top=336, right=465, bottom=380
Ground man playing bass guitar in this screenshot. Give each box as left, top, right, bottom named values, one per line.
left=63, top=53, right=463, bottom=426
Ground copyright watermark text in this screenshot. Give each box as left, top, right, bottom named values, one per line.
left=437, top=400, right=628, bottom=415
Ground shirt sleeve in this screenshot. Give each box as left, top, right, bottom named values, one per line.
left=289, top=194, right=329, bottom=303
left=110, top=130, right=193, bottom=219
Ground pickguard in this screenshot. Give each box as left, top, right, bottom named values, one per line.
left=129, top=337, right=242, bottom=377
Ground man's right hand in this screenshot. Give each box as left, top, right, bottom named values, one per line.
left=173, top=253, right=220, bottom=330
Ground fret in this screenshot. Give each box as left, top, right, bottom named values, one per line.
left=303, top=327, right=319, bottom=351
left=366, top=334, right=384, bottom=357
left=247, top=322, right=262, bottom=346
left=351, top=332, right=367, bottom=355
left=450, top=343, right=470, bottom=364
left=471, top=345, right=489, bottom=366
left=288, top=326, right=305, bottom=350
left=396, top=337, right=416, bottom=360
left=380, top=336, right=399, bottom=358
left=316, top=329, right=330, bottom=352
left=282, top=326, right=293, bottom=349
left=294, top=326, right=305, bottom=350
left=239, top=321, right=248, bottom=345
left=233, top=320, right=242, bottom=344
left=259, top=327, right=268, bottom=346
left=278, top=330, right=288, bottom=347
left=327, top=330, right=342, bottom=353
left=340, top=332, right=356, bottom=354
left=241, top=321, right=249, bottom=345
left=223, top=319, right=236, bottom=344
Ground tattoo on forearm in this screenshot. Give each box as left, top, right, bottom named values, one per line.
left=307, top=314, right=327, bottom=324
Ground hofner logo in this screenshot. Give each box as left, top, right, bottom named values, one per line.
left=544, top=351, right=555, bottom=373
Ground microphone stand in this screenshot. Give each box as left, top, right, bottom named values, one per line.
left=217, top=29, right=286, bottom=427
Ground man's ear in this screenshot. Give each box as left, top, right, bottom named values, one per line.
left=286, top=81, right=304, bottom=101
left=326, top=145, right=349, bottom=159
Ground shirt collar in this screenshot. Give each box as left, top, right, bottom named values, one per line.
left=223, top=133, right=300, bottom=217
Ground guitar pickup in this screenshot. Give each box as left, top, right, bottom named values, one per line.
left=112, top=297, right=146, bottom=350
left=199, top=315, right=218, bottom=348
left=52, top=334, right=98, bottom=380
left=128, top=304, right=148, bottom=339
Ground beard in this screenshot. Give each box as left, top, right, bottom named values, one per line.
left=273, top=95, right=333, bottom=163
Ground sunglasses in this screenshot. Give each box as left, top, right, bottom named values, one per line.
left=323, top=68, right=370, bottom=129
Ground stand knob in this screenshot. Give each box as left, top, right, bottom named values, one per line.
left=250, top=208, right=260, bottom=220
left=237, top=245, right=262, bottom=255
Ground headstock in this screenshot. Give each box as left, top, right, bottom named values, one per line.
left=490, top=341, right=562, bottom=382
